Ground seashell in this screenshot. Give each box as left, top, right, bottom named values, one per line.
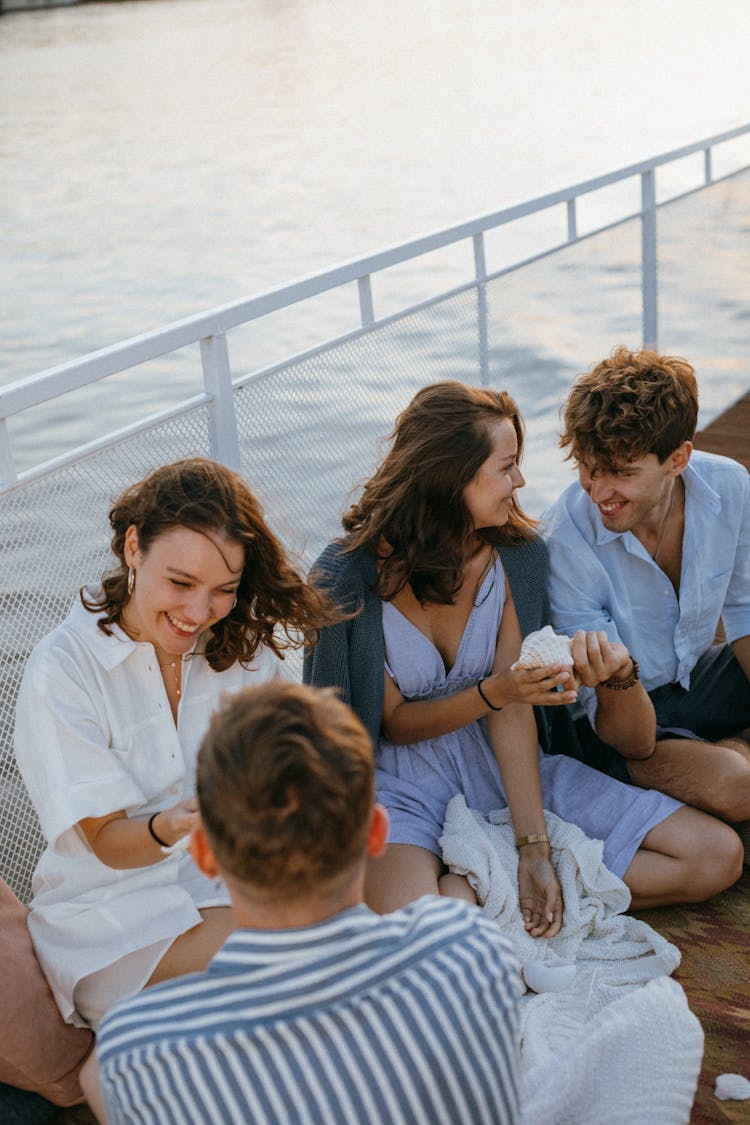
left=521, top=954, right=577, bottom=994
left=714, top=1074, right=750, bottom=1101
left=159, top=833, right=191, bottom=856
left=511, top=625, right=574, bottom=670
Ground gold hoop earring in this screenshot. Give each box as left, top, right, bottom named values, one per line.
left=127, top=567, right=135, bottom=596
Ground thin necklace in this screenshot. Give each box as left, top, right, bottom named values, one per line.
left=158, top=656, right=182, bottom=699
left=652, top=483, right=676, bottom=564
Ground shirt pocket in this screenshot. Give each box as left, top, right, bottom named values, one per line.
left=110, top=713, right=184, bottom=803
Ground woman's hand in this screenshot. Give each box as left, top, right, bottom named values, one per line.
left=570, top=630, right=633, bottom=689
left=148, top=799, right=200, bottom=848
left=481, top=663, right=578, bottom=709
left=80, top=798, right=201, bottom=869
left=517, top=847, right=563, bottom=937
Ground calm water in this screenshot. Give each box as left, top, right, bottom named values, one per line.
left=1, top=0, right=749, bottom=487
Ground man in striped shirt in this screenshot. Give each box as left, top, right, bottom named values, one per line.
left=82, top=681, right=522, bottom=1124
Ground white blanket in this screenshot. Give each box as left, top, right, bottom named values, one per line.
left=440, top=796, right=704, bottom=1124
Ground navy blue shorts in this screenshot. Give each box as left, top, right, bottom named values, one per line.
left=560, top=645, right=750, bottom=785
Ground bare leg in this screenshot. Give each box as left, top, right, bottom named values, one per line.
left=438, top=872, right=479, bottom=904
left=365, top=843, right=443, bottom=913
left=147, top=906, right=234, bottom=986
left=626, top=738, right=750, bottom=821
left=624, top=806, right=743, bottom=909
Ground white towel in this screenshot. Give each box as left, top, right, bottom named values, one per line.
left=440, top=796, right=704, bottom=1124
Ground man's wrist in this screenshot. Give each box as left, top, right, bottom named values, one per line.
left=602, top=658, right=640, bottom=691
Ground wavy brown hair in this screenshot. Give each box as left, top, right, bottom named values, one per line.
left=561, top=346, right=699, bottom=471
left=342, top=381, right=537, bottom=604
left=197, top=681, right=373, bottom=894
left=82, top=458, right=338, bottom=670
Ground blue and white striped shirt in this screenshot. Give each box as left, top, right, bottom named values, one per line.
left=97, top=896, right=522, bottom=1124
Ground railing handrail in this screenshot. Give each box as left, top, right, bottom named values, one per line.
left=1, top=120, right=748, bottom=489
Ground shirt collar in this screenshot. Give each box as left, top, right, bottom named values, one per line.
left=210, top=904, right=376, bottom=970
left=65, top=588, right=141, bottom=670
left=683, top=454, right=722, bottom=514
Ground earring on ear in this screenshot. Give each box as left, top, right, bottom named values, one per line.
left=231, top=595, right=238, bottom=609
left=127, top=567, right=136, bottom=596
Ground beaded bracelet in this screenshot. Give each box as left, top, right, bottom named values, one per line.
left=477, top=678, right=503, bottom=711
left=602, top=659, right=640, bottom=691
left=147, top=812, right=170, bottom=848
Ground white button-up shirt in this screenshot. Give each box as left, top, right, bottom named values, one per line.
left=542, top=451, right=750, bottom=723
left=14, top=592, right=280, bottom=1025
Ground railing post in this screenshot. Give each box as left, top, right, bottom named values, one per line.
left=566, top=198, right=577, bottom=242
left=0, top=419, right=17, bottom=490
left=200, top=333, right=242, bottom=471
left=704, top=147, right=713, bottom=185
left=358, top=276, right=375, bottom=327
left=473, top=233, right=489, bottom=386
left=640, top=169, right=658, bottom=350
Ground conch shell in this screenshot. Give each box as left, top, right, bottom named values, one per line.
left=511, top=625, right=574, bottom=670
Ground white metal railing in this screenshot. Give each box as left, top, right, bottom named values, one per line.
left=1, top=122, right=749, bottom=494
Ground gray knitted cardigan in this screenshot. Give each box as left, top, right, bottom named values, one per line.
left=303, top=535, right=558, bottom=752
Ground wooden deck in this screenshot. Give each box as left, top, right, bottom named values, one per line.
left=693, top=391, right=750, bottom=470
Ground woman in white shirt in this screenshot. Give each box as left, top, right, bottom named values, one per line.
left=14, top=458, right=335, bottom=1030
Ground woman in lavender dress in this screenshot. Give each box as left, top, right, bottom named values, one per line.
left=306, top=382, right=741, bottom=934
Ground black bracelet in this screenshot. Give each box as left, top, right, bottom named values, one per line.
left=147, top=812, right=170, bottom=848
left=477, top=678, right=503, bottom=711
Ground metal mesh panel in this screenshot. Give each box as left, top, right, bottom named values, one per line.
left=234, top=287, right=484, bottom=568
left=658, top=168, right=750, bottom=425
left=0, top=408, right=212, bottom=901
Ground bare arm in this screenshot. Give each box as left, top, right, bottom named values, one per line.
left=731, top=634, right=750, bottom=686
left=487, top=586, right=563, bottom=937
left=78, top=800, right=199, bottom=869
left=382, top=651, right=577, bottom=745
left=572, top=631, right=656, bottom=759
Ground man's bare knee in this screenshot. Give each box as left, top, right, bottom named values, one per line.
left=627, top=738, right=750, bottom=820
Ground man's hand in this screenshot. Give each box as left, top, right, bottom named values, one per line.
left=571, top=629, right=633, bottom=689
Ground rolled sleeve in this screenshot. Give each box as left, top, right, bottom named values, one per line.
left=15, top=647, right=146, bottom=849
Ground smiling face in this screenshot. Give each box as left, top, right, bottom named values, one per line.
left=577, top=448, right=687, bottom=534
left=462, top=417, right=525, bottom=532
left=121, top=524, right=244, bottom=657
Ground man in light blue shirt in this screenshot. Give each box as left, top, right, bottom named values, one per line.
left=543, top=346, right=750, bottom=824
left=81, top=681, right=522, bottom=1125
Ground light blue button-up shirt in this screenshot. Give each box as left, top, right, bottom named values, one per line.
left=542, top=451, right=750, bottom=721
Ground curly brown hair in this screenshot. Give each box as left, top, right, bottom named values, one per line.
left=197, top=681, right=374, bottom=893
left=342, top=381, right=537, bottom=604
left=560, top=346, right=698, bottom=471
left=81, top=458, right=338, bottom=670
